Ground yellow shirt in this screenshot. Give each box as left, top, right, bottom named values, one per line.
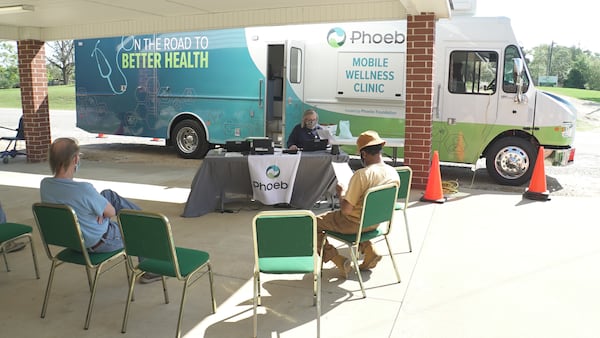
left=344, top=162, right=400, bottom=222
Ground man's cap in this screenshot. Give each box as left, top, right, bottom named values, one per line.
left=356, top=130, right=386, bottom=151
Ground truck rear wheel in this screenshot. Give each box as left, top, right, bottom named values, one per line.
left=172, top=119, right=209, bottom=159
left=486, top=137, right=537, bottom=186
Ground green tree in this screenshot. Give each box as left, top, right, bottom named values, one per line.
left=564, top=55, right=589, bottom=89
left=0, top=41, right=19, bottom=89
left=46, top=40, right=74, bottom=85
left=586, top=57, right=600, bottom=90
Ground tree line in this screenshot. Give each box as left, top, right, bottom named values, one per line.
left=525, top=43, right=600, bottom=90
left=0, top=40, right=599, bottom=90
left=0, top=40, right=73, bottom=89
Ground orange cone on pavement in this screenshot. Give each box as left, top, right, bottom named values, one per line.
left=523, top=146, right=550, bottom=201
left=420, top=150, right=446, bottom=203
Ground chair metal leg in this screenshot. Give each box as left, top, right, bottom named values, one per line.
left=384, top=236, right=401, bottom=283
left=1, top=245, right=8, bottom=272
left=403, top=211, right=413, bottom=252
left=176, top=279, right=190, bottom=338
left=349, top=245, right=366, bottom=298
left=253, top=271, right=259, bottom=338
left=85, top=266, right=93, bottom=291
left=207, top=263, right=217, bottom=313
left=121, top=270, right=138, bottom=333
left=41, top=260, right=59, bottom=318
left=27, top=235, right=40, bottom=279
left=161, top=276, right=169, bottom=304
left=1, top=234, right=40, bottom=278
left=315, top=270, right=321, bottom=338
left=84, top=267, right=103, bottom=329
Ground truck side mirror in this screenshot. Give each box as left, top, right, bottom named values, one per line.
left=512, top=58, right=526, bottom=103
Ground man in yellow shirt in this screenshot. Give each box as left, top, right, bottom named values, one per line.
left=317, top=130, right=400, bottom=277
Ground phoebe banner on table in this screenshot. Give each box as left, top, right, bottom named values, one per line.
left=248, top=154, right=301, bottom=205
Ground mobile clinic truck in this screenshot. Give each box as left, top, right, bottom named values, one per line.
left=74, top=16, right=576, bottom=186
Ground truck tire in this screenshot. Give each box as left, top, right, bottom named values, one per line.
left=486, top=137, right=537, bottom=186
left=172, top=119, right=210, bottom=159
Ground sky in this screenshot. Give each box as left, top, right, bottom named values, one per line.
left=474, top=0, right=598, bottom=53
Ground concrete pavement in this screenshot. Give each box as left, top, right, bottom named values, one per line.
left=1, top=152, right=599, bottom=338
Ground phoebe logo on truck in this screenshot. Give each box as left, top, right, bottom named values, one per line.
left=327, top=27, right=406, bottom=48
left=327, top=28, right=346, bottom=48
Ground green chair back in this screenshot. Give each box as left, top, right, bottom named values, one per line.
left=360, top=183, right=399, bottom=230
left=253, top=210, right=317, bottom=274
left=32, top=203, right=86, bottom=252
left=396, top=166, right=412, bottom=201
left=117, top=210, right=178, bottom=276
left=117, top=211, right=173, bottom=260
left=255, top=213, right=314, bottom=259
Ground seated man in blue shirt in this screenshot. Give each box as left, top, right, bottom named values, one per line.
left=286, top=109, right=323, bottom=150
left=39, top=137, right=160, bottom=284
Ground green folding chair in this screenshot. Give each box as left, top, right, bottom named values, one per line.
left=252, top=210, right=321, bottom=338
left=395, top=166, right=413, bottom=252
left=31, top=202, right=127, bottom=330
left=0, top=222, right=40, bottom=278
left=321, top=182, right=400, bottom=298
left=117, top=209, right=216, bottom=338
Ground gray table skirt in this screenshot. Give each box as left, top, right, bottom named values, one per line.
left=182, top=150, right=349, bottom=217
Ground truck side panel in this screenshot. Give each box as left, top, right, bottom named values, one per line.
left=75, top=29, right=265, bottom=143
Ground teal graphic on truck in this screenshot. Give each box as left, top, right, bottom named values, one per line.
left=75, top=17, right=576, bottom=186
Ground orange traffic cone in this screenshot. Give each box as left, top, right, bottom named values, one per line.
left=420, top=150, right=446, bottom=203
left=523, top=146, right=550, bottom=201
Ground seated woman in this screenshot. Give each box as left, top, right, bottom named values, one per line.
left=286, top=109, right=323, bottom=150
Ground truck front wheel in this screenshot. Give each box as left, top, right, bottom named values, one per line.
left=172, top=119, right=210, bottom=159
left=486, top=137, right=537, bottom=186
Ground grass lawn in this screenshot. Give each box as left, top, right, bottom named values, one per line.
left=0, top=85, right=598, bottom=110
left=0, top=85, right=75, bottom=110
left=539, top=86, right=600, bottom=103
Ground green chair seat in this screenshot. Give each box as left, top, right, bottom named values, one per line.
left=0, top=222, right=39, bottom=278
left=138, top=247, right=210, bottom=277
left=0, top=222, right=32, bottom=240
left=258, top=256, right=315, bottom=274
left=56, top=248, right=125, bottom=266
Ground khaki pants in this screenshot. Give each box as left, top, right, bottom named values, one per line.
left=317, top=210, right=377, bottom=263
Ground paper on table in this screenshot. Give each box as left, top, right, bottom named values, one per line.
left=331, top=162, right=354, bottom=189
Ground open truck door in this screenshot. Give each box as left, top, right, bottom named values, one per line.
left=265, top=41, right=304, bottom=146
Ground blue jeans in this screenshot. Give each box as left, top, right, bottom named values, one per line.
left=88, top=189, right=140, bottom=254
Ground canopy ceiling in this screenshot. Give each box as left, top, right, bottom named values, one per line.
left=0, top=0, right=453, bottom=41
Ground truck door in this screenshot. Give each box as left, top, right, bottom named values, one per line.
left=496, top=45, right=531, bottom=130
left=265, top=41, right=304, bottom=146
left=437, top=49, right=500, bottom=163
left=283, top=41, right=305, bottom=146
